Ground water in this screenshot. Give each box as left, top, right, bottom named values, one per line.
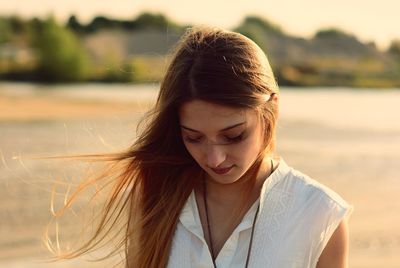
left=280, top=88, right=400, bottom=132
left=2, top=82, right=398, bottom=131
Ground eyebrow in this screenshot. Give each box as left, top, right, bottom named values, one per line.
left=180, top=122, right=246, bottom=133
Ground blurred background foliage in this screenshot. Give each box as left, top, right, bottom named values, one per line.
left=33, top=16, right=90, bottom=82
left=0, top=12, right=399, bottom=87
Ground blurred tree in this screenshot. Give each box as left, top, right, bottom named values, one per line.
left=387, top=40, right=400, bottom=74
left=86, top=16, right=119, bottom=33
left=134, top=12, right=168, bottom=30
left=240, top=16, right=283, bottom=35
left=234, top=15, right=284, bottom=51
left=82, top=12, right=183, bottom=33
left=0, top=16, right=33, bottom=43
left=66, top=15, right=85, bottom=34
left=388, top=39, right=400, bottom=57
left=0, top=18, right=12, bottom=43
left=314, top=28, right=355, bottom=40
left=33, top=16, right=90, bottom=82
left=8, top=16, right=29, bottom=35
left=28, top=17, right=44, bottom=33
left=234, top=23, right=264, bottom=48
left=134, top=12, right=183, bottom=33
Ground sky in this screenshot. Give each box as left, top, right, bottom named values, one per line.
left=1, top=0, right=399, bottom=50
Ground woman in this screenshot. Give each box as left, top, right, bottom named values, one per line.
left=48, top=26, right=353, bottom=268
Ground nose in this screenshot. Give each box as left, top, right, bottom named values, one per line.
left=205, top=142, right=227, bottom=168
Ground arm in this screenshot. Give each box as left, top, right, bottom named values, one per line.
left=316, top=219, right=350, bottom=268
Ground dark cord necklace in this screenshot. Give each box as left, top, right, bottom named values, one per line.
left=203, top=158, right=274, bottom=268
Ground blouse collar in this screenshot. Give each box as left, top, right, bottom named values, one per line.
left=178, top=157, right=292, bottom=239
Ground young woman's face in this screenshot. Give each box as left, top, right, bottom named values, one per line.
left=179, top=100, right=265, bottom=184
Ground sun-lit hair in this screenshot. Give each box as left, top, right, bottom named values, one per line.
left=44, top=25, right=279, bottom=268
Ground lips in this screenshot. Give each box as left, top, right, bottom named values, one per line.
left=211, top=166, right=233, bottom=175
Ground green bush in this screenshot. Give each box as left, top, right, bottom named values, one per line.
left=33, top=16, right=90, bottom=82
left=0, top=18, right=12, bottom=43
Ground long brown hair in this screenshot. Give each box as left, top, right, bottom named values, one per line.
left=45, top=25, right=279, bottom=268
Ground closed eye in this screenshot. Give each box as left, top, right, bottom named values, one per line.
left=184, top=136, right=202, bottom=143
left=225, top=133, right=244, bottom=143
left=183, top=132, right=245, bottom=144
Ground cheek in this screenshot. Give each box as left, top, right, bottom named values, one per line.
left=183, top=143, right=202, bottom=162
left=235, top=136, right=263, bottom=163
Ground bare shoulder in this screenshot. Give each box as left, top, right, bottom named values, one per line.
left=316, top=219, right=349, bottom=268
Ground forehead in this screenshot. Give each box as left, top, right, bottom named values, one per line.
left=179, top=100, right=257, bottom=129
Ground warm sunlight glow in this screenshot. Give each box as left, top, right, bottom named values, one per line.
left=0, top=0, right=399, bottom=49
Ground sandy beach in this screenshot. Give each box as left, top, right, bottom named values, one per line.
left=1, top=85, right=399, bottom=267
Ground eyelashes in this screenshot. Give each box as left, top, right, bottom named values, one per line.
left=226, top=133, right=244, bottom=143
left=183, top=133, right=245, bottom=144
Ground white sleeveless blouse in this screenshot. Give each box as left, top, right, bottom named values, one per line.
left=167, top=158, right=354, bottom=268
